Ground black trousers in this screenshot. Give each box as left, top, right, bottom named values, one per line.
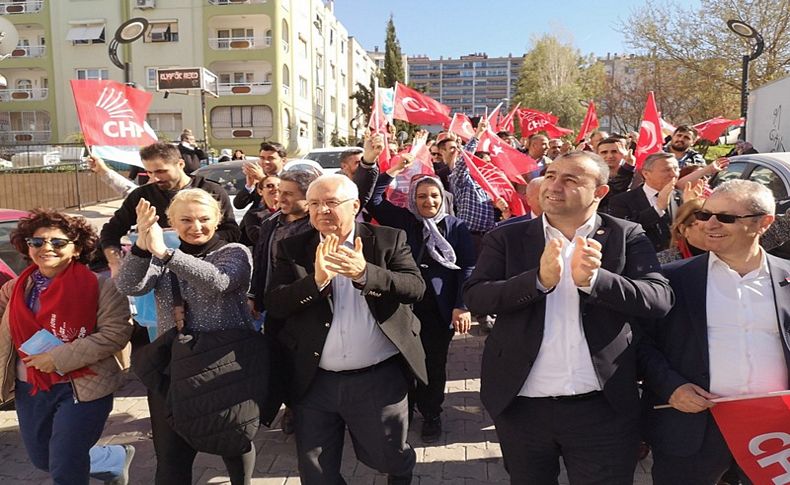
left=494, top=394, right=639, bottom=485
left=652, top=413, right=753, bottom=485
left=412, top=303, right=454, bottom=419
left=146, top=390, right=256, bottom=485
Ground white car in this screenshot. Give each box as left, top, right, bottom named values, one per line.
left=304, top=147, right=362, bottom=174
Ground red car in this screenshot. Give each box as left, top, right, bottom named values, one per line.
left=0, top=209, right=30, bottom=285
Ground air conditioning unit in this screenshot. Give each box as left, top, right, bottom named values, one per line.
left=136, top=0, right=155, bottom=9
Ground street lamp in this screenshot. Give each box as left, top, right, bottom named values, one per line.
left=108, top=17, right=149, bottom=85
left=727, top=19, right=764, bottom=140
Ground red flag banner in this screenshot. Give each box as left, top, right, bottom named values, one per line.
left=487, top=102, right=503, bottom=132
left=70, top=80, right=156, bottom=147
left=518, top=108, right=573, bottom=138
left=575, top=101, right=599, bottom=144
left=461, top=151, right=526, bottom=217
left=498, top=103, right=521, bottom=134
left=711, top=392, right=790, bottom=485
left=392, top=83, right=451, bottom=126
left=386, top=143, right=435, bottom=208
left=693, top=117, right=745, bottom=143
left=448, top=113, right=477, bottom=141
left=478, top=130, right=534, bottom=185
left=635, top=92, right=663, bottom=169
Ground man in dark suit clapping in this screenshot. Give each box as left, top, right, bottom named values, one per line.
left=464, top=151, right=674, bottom=484
left=264, top=174, right=427, bottom=485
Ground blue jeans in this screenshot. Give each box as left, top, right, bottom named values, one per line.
left=15, top=380, right=116, bottom=485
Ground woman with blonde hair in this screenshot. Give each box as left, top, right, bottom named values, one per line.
left=115, top=188, right=261, bottom=485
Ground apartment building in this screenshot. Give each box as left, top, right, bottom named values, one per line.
left=408, top=52, right=523, bottom=116
left=0, top=0, right=377, bottom=156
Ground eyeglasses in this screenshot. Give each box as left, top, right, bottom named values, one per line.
left=263, top=183, right=279, bottom=189
left=694, top=211, right=767, bottom=224
left=307, top=198, right=355, bottom=211
left=25, top=237, right=74, bottom=249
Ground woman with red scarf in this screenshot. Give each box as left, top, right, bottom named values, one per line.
left=0, top=210, right=134, bottom=484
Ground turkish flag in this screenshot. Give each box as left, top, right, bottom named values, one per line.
left=575, top=101, right=599, bottom=144
left=478, top=130, right=532, bottom=185
left=518, top=108, right=573, bottom=138
left=710, top=392, right=790, bottom=485
left=487, top=102, right=503, bottom=131
left=70, top=80, right=156, bottom=147
left=635, top=92, right=663, bottom=169
left=448, top=113, right=477, bottom=141
left=693, top=116, right=744, bottom=143
left=392, top=83, right=451, bottom=126
left=386, top=142, right=435, bottom=208
left=461, top=151, right=526, bottom=217
left=498, top=103, right=520, bottom=134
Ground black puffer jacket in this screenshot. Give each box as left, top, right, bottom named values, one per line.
left=178, top=143, right=206, bottom=175
left=132, top=327, right=271, bottom=456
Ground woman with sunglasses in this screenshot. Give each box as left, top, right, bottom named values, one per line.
left=658, top=198, right=790, bottom=264
left=0, top=209, right=135, bottom=484
left=239, top=175, right=280, bottom=246
left=365, top=159, right=476, bottom=443
left=114, top=189, right=257, bottom=485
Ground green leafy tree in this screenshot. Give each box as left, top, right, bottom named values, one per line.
left=513, top=35, right=605, bottom=129
left=381, top=15, right=405, bottom=88
left=350, top=75, right=376, bottom=122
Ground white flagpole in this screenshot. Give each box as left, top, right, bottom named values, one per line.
left=654, top=389, right=790, bottom=410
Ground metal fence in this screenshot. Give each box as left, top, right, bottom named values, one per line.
left=0, top=143, right=125, bottom=210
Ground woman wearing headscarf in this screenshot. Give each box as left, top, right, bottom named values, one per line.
left=365, top=161, right=475, bottom=443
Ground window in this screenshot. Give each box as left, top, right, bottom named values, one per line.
left=315, top=53, right=323, bottom=82
left=316, top=87, right=323, bottom=109
left=281, top=19, right=289, bottom=52
left=330, top=62, right=335, bottom=80
left=264, top=29, right=272, bottom=46
left=146, top=112, right=182, bottom=135
left=67, top=23, right=105, bottom=45
left=299, top=37, right=307, bottom=59
left=299, top=120, right=308, bottom=138
left=329, top=28, right=334, bottom=45
left=282, top=108, right=291, bottom=141
left=314, top=14, right=323, bottom=33
left=341, top=72, right=346, bottom=86
left=299, top=76, right=307, bottom=98
left=282, top=64, right=290, bottom=94
left=75, top=68, right=109, bottom=80
left=330, top=96, right=336, bottom=113
left=340, top=39, right=345, bottom=54
left=210, top=105, right=274, bottom=138
left=316, top=124, right=324, bottom=144
left=145, top=21, right=178, bottom=43
left=146, top=67, right=162, bottom=88
left=216, top=28, right=253, bottom=48
left=749, top=166, right=788, bottom=200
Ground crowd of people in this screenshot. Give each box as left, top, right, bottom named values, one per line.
left=0, top=119, right=786, bottom=485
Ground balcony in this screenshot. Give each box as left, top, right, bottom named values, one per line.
left=0, top=130, right=50, bottom=143
left=9, top=43, right=45, bottom=58
left=0, top=0, right=44, bottom=14
left=208, top=35, right=271, bottom=50
left=217, top=81, right=272, bottom=96
left=0, top=87, right=48, bottom=101
left=208, top=0, right=265, bottom=4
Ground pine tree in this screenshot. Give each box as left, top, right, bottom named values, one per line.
left=382, top=15, right=404, bottom=88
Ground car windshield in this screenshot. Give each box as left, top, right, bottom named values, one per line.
left=0, top=220, right=28, bottom=274
left=194, top=164, right=245, bottom=196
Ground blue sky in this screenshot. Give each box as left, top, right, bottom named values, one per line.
left=333, top=0, right=698, bottom=59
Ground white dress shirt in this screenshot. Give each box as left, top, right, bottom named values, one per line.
left=318, top=229, right=400, bottom=371
left=706, top=251, right=788, bottom=396
left=642, top=184, right=668, bottom=218
left=519, top=214, right=602, bottom=397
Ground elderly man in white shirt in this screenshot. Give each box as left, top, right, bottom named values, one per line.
left=640, top=179, right=790, bottom=485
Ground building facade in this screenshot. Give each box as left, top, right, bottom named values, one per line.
left=407, top=52, right=523, bottom=117
left=0, top=0, right=376, bottom=156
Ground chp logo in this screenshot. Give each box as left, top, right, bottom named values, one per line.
left=70, top=79, right=155, bottom=147
left=96, top=86, right=147, bottom=139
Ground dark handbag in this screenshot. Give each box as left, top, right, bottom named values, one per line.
left=133, top=272, right=270, bottom=456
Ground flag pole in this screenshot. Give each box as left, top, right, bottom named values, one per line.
left=653, top=389, right=790, bottom=409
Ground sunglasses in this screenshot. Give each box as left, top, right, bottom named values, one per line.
left=693, top=211, right=767, bottom=224
left=263, top=183, right=279, bottom=189
left=25, top=237, right=74, bottom=249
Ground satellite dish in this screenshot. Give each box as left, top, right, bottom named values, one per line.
left=114, top=17, right=148, bottom=44
left=0, top=17, right=20, bottom=58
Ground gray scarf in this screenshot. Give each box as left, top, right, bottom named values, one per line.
left=407, top=176, right=459, bottom=270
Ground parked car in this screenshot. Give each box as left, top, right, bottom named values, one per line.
left=192, top=161, right=247, bottom=223
left=304, top=147, right=360, bottom=174
left=0, top=209, right=30, bottom=286
left=707, top=152, right=790, bottom=257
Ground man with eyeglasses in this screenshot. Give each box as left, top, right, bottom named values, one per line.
left=639, top=179, right=790, bottom=484
left=264, top=173, right=426, bottom=485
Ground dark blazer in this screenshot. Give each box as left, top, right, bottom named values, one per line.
left=639, top=253, right=790, bottom=457
left=264, top=223, right=428, bottom=402
left=607, top=184, right=683, bottom=252
left=464, top=213, right=674, bottom=420
left=366, top=172, right=476, bottom=325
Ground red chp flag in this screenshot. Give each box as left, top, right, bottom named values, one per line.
left=478, top=130, right=533, bottom=185
left=575, top=101, right=599, bottom=143
left=711, top=393, right=790, bottom=485
left=392, top=83, right=452, bottom=126
left=498, top=103, right=520, bottom=134
left=635, top=92, right=663, bottom=169
left=70, top=80, right=156, bottom=147
left=693, top=116, right=745, bottom=143
left=448, top=113, right=477, bottom=141
left=518, top=108, right=573, bottom=138
left=461, top=151, right=526, bottom=217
